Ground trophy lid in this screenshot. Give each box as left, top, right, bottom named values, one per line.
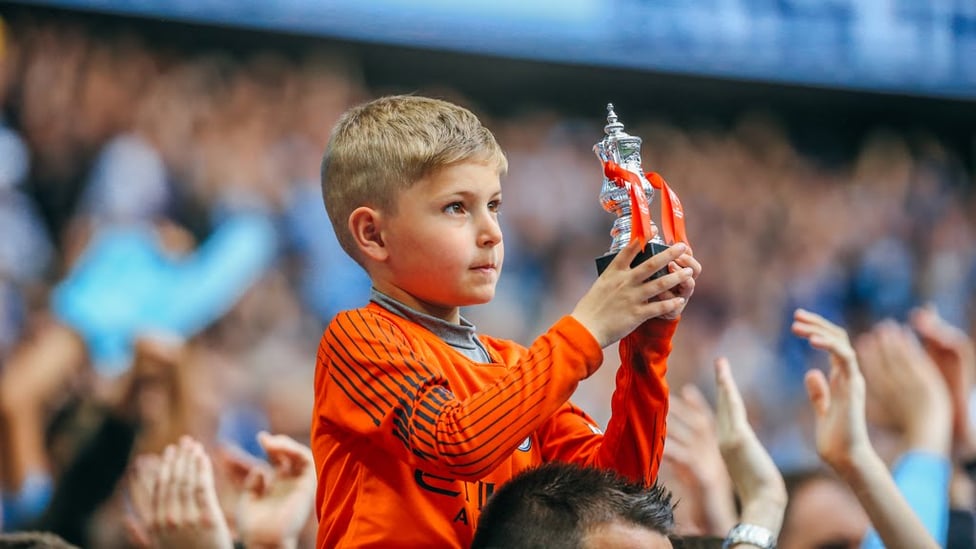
left=604, top=103, right=626, bottom=136
left=598, top=103, right=642, bottom=162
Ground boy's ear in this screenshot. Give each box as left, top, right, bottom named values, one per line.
left=348, top=206, right=388, bottom=262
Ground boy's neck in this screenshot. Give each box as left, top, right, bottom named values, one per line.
left=370, top=288, right=491, bottom=363
left=370, top=280, right=461, bottom=324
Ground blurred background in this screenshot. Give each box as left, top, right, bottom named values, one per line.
left=0, top=0, right=974, bottom=545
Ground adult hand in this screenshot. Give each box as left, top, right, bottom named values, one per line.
left=856, top=321, right=951, bottom=457
left=236, top=432, right=317, bottom=549
left=127, top=437, right=234, bottom=549
left=791, top=309, right=872, bottom=474
left=664, top=383, right=737, bottom=534
left=911, top=306, right=976, bottom=455
left=714, top=357, right=786, bottom=535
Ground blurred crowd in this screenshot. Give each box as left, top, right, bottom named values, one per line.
left=0, top=11, right=974, bottom=548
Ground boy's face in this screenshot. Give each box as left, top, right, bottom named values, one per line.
left=374, top=161, right=504, bottom=321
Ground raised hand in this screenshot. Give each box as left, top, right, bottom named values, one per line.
left=910, top=305, right=975, bottom=454
left=573, top=240, right=694, bottom=347
left=0, top=319, right=86, bottom=412
left=713, top=357, right=787, bottom=536
left=792, top=309, right=940, bottom=549
left=125, top=454, right=160, bottom=548
left=235, top=432, right=317, bottom=549
left=655, top=246, right=701, bottom=320
left=211, top=442, right=264, bottom=535
left=791, top=309, right=871, bottom=471
left=664, top=384, right=737, bottom=535
left=127, top=437, right=234, bottom=549
left=855, top=321, right=951, bottom=457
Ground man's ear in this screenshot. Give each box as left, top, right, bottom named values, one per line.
left=348, top=206, right=388, bottom=262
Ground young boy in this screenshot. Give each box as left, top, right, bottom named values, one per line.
left=313, top=95, right=700, bottom=548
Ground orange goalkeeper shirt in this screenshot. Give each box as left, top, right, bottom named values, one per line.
left=312, top=302, right=676, bottom=548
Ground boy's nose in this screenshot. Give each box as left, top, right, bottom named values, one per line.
left=478, top=215, right=503, bottom=247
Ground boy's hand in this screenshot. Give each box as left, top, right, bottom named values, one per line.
left=655, top=247, right=701, bottom=320
left=572, top=240, right=694, bottom=348
left=791, top=309, right=872, bottom=474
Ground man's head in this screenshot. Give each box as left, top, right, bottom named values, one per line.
left=321, top=95, right=507, bottom=266
left=779, top=469, right=869, bottom=549
left=471, top=463, right=675, bottom=549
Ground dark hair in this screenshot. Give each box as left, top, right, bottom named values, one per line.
left=471, top=463, right=674, bottom=549
left=669, top=534, right=725, bottom=549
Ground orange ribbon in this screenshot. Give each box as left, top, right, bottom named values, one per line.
left=602, top=160, right=689, bottom=250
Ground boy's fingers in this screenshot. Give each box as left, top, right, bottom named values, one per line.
left=671, top=253, right=702, bottom=279
left=606, top=238, right=643, bottom=272
left=640, top=296, right=685, bottom=319
left=643, top=267, right=694, bottom=300
left=635, top=243, right=687, bottom=279
left=663, top=267, right=696, bottom=299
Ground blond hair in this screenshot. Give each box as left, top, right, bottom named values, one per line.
left=321, top=95, right=507, bottom=263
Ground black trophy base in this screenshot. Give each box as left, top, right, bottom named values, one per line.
left=595, top=241, right=670, bottom=278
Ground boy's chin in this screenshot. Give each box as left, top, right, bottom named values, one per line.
left=461, top=290, right=496, bottom=306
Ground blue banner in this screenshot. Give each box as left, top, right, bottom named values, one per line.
left=13, top=0, right=976, bottom=99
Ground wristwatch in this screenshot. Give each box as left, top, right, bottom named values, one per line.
left=722, top=523, right=776, bottom=549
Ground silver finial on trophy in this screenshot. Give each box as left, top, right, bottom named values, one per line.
left=605, top=103, right=625, bottom=135
left=593, top=104, right=670, bottom=276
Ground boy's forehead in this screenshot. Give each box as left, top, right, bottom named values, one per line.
left=414, top=162, right=503, bottom=194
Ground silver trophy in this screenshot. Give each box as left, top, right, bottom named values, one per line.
left=593, top=103, right=669, bottom=276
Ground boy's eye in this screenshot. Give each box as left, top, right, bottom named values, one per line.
left=488, top=200, right=502, bottom=213
left=444, top=202, right=465, bottom=214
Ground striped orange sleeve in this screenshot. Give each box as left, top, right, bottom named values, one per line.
left=537, top=318, right=676, bottom=485
left=316, top=309, right=603, bottom=481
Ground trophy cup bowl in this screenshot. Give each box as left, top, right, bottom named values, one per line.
left=594, top=103, right=670, bottom=278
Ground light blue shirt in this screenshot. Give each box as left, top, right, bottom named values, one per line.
left=860, top=450, right=950, bottom=548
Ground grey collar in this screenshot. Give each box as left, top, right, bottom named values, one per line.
left=370, top=288, right=491, bottom=363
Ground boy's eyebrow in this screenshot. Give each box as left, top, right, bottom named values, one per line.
left=437, top=188, right=502, bottom=200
